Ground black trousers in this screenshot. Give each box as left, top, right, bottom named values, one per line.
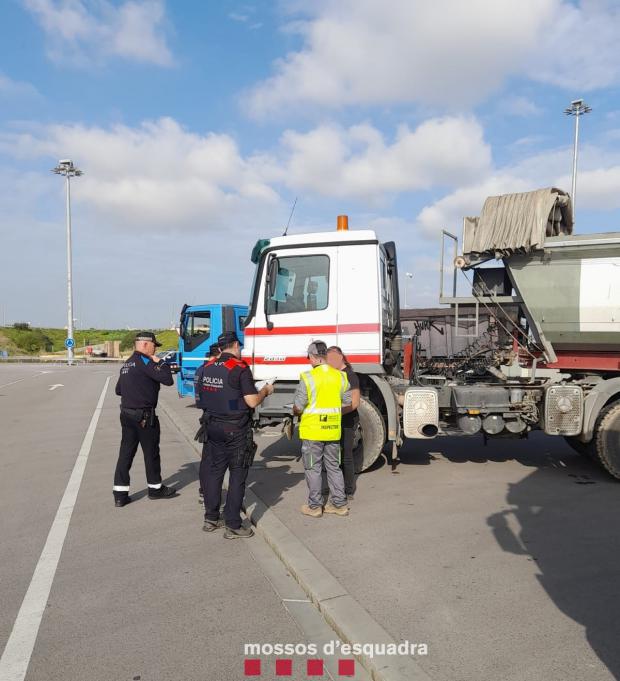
left=204, top=426, right=250, bottom=530
left=321, top=420, right=357, bottom=496
left=198, top=441, right=209, bottom=497
left=113, top=412, right=162, bottom=497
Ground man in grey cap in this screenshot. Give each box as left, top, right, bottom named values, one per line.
left=293, top=341, right=351, bottom=517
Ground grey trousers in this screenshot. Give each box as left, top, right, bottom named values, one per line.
left=301, top=440, right=346, bottom=508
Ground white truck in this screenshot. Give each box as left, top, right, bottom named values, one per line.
left=241, top=189, right=620, bottom=479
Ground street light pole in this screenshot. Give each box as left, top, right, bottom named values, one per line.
left=52, top=160, right=83, bottom=365
left=564, top=99, right=591, bottom=220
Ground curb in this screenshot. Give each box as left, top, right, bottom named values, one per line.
left=160, top=401, right=432, bottom=681
left=243, top=486, right=432, bottom=681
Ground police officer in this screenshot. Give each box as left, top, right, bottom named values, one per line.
left=201, top=331, right=273, bottom=538
left=113, top=331, right=177, bottom=507
left=194, top=342, right=221, bottom=507
left=293, top=341, right=350, bottom=518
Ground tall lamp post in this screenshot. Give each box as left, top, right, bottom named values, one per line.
left=564, top=99, right=591, bottom=220
left=404, top=272, right=413, bottom=308
left=52, top=159, right=83, bottom=365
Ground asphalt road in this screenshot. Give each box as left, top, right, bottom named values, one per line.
left=162, top=384, right=620, bottom=681
left=2, top=363, right=619, bottom=681
left=232, top=413, right=620, bottom=681
left=0, top=365, right=370, bottom=681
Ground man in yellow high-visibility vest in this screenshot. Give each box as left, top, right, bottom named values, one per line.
left=293, top=341, right=351, bottom=517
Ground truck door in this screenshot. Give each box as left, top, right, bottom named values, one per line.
left=246, top=247, right=338, bottom=381
left=178, top=305, right=221, bottom=397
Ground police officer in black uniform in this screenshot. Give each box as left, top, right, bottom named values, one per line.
left=200, top=331, right=273, bottom=538
left=113, top=331, right=177, bottom=507
left=194, top=342, right=221, bottom=507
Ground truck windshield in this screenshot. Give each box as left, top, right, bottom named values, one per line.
left=266, top=255, right=329, bottom=315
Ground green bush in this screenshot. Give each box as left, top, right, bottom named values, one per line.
left=120, top=331, right=137, bottom=351
left=11, top=328, right=53, bottom=353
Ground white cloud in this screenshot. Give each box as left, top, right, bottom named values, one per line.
left=0, top=117, right=279, bottom=229
left=247, top=0, right=620, bottom=116
left=23, top=0, right=174, bottom=67
left=270, top=116, right=492, bottom=199
left=0, top=115, right=492, bottom=229
left=0, top=72, right=41, bottom=99
left=497, top=96, right=544, bottom=117
left=567, top=166, right=620, bottom=211
left=529, top=0, right=620, bottom=91
left=247, top=0, right=558, bottom=115
left=414, top=143, right=620, bottom=235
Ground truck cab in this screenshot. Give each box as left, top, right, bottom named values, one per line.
left=242, top=222, right=403, bottom=470
left=177, top=303, right=248, bottom=397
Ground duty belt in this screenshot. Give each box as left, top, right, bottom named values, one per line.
left=121, top=406, right=156, bottom=428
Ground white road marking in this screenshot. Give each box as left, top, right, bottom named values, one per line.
left=48, top=384, right=64, bottom=391
left=0, top=377, right=110, bottom=681
left=0, top=373, right=45, bottom=390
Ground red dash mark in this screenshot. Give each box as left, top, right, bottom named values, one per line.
left=338, top=659, right=355, bottom=676
left=307, top=658, right=324, bottom=676
left=275, top=658, right=293, bottom=676
left=244, top=659, right=261, bottom=676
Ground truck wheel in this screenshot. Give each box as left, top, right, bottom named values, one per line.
left=354, top=397, right=386, bottom=473
left=594, top=401, right=620, bottom=480
left=564, top=436, right=595, bottom=460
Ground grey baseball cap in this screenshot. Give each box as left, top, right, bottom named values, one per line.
left=307, top=340, right=327, bottom=357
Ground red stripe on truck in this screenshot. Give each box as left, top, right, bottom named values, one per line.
left=251, top=354, right=382, bottom=365
left=245, top=323, right=380, bottom=336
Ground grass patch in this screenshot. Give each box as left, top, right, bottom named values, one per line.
left=0, top=326, right=179, bottom=355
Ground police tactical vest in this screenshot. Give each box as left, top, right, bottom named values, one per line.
left=200, top=356, right=250, bottom=423
left=299, top=364, right=349, bottom=441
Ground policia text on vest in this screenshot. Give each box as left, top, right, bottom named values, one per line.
left=113, top=332, right=177, bottom=507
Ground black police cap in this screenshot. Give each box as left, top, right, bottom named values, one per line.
left=217, top=331, right=242, bottom=348
left=135, top=331, right=162, bottom=347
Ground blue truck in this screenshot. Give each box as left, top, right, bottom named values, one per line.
left=177, top=303, right=248, bottom=397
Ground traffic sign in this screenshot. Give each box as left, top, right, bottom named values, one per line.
left=65, top=338, right=75, bottom=349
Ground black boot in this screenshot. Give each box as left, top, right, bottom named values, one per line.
left=114, top=494, right=131, bottom=508
left=148, top=484, right=178, bottom=499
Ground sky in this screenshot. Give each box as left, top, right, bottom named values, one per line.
left=1, top=0, right=620, bottom=329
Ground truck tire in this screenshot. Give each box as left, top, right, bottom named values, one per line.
left=354, top=397, right=387, bottom=473
left=594, top=400, right=620, bottom=480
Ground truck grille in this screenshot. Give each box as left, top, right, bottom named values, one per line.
left=403, top=388, right=439, bottom=439
left=544, top=386, right=583, bottom=436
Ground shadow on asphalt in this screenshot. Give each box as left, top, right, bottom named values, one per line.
left=395, top=430, right=593, bottom=467
left=132, top=461, right=199, bottom=501
left=394, top=431, right=620, bottom=678
left=247, top=434, right=305, bottom=521
left=489, top=464, right=620, bottom=679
